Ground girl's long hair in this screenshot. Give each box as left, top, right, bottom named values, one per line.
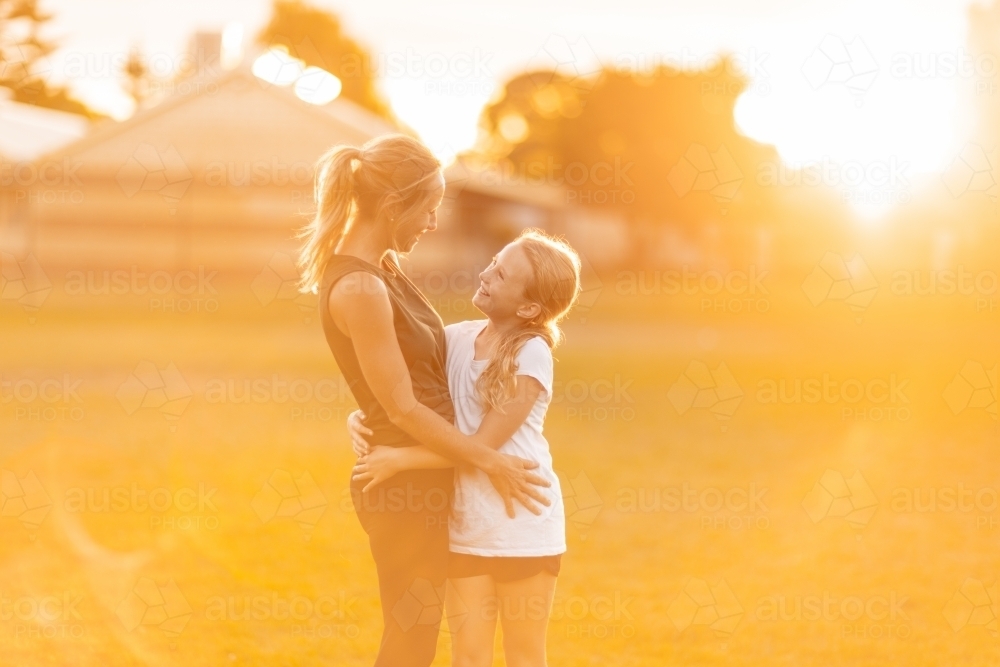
left=298, top=133, right=442, bottom=292
left=476, top=228, right=582, bottom=412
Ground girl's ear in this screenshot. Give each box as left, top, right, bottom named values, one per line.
left=516, top=302, right=542, bottom=321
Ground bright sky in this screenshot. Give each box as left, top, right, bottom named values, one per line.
left=38, top=0, right=993, bottom=219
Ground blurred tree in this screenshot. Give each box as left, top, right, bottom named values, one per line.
left=122, top=44, right=150, bottom=108
left=257, top=0, right=391, bottom=119
left=0, top=0, right=98, bottom=117
left=478, top=59, right=784, bottom=263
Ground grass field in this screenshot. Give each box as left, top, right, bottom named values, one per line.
left=2, top=275, right=1000, bottom=666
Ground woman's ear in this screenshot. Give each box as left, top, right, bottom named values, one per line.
left=383, top=202, right=402, bottom=223
left=516, top=302, right=542, bottom=321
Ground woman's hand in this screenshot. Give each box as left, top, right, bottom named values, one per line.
left=346, top=410, right=373, bottom=457
left=353, top=446, right=404, bottom=493
left=486, top=452, right=552, bottom=518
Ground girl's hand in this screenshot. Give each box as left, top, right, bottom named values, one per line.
left=346, top=410, right=373, bottom=457
left=353, top=446, right=403, bottom=493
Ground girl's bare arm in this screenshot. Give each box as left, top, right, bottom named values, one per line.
left=352, top=377, right=543, bottom=488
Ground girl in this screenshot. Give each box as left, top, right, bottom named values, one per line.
left=350, top=228, right=582, bottom=667
left=303, top=134, right=552, bottom=667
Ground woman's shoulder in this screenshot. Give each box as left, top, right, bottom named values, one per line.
left=322, top=258, right=391, bottom=321
left=323, top=255, right=385, bottom=291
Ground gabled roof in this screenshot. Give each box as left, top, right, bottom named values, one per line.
left=0, top=92, right=90, bottom=162
left=37, top=52, right=400, bottom=173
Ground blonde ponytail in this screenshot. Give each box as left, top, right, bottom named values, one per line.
left=476, top=229, right=582, bottom=412
left=298, top=145, right=362, bottom=292
left=298, top=134, right=442, bottom=292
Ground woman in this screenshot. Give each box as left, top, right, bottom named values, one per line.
left=349, top=228, right=582, bottom=667
left=299, top=134, right=551, bottom=667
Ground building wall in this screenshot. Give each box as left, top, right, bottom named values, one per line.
left=23, top=180, right=308, bottom=271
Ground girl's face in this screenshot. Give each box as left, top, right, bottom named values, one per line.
left=473, top=241, right=540, bottom=322
left=395, top=172, right=446, bottom=252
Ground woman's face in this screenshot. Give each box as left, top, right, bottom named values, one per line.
left=395, top=172, right=446, bottom=253
left=472, top=241, right=539, bottom=321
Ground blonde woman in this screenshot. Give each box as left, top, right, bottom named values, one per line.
left=349, top=229, right=582, bottom=667
left=301, top=134, right=552, bottom=667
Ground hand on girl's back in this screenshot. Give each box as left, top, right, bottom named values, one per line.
left=347, top=409, right=373, bottom=456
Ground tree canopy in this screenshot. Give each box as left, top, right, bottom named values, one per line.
left=257, top=0, right=391, bottom=119
left=0, top=0, right=98, bottom=117
left=477, top=59, right=783, bottom=241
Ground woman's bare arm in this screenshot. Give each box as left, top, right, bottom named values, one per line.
left=353, top=377, right=544, bottom=489
left=330, top=270, right=550, bottom=516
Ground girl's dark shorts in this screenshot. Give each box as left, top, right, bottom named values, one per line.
left=447, top=552, right=562, bottom=583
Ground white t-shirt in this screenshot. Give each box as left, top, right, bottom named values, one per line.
left=444, top=319, right=566, bottom=557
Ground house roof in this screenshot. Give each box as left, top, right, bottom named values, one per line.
left=27, top=47, right=566, bottom=214
left=0, top=91, right=90, bottom=162
left=37, top=52, right=400, bottom=175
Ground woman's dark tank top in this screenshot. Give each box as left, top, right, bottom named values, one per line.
left=319, top=253, right=454, bottom=502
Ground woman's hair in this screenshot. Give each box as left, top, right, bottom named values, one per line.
left=298, top=133, right=442, bottom=292
left=476, top=228, right=582, bottom=412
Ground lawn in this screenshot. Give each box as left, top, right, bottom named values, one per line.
left=2, top=276, right=999, bottom=666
